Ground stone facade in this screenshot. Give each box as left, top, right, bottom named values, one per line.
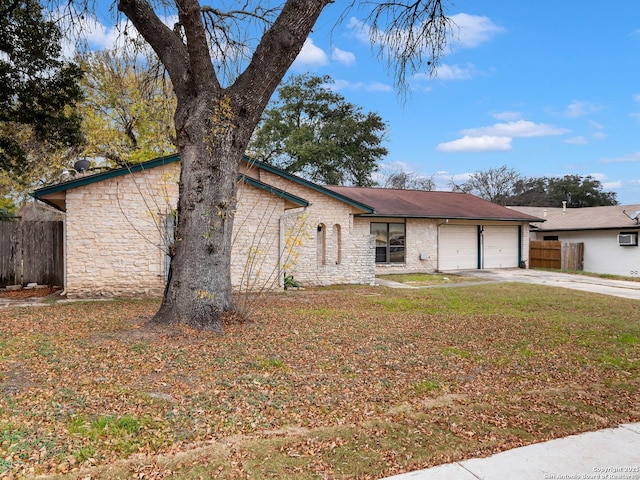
left=243, top=165, right=376, bottom=287
left=63, top=161, right=376, bottom=298
left=55, top=158, right=532, bottom=298
left=65, top=163, right=180, bottom=298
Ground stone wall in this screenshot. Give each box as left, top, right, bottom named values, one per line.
left=64, top=162, right=376, bottom=298
left=248, top=166, right=376, bottom=287
left=65, top=163, right=180, bottom=298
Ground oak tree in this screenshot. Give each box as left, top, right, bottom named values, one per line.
left=249, top=74, right=387, bottom=186
left=0, top=0, right=83, bottom=207
left=63, top=0, right=453, bottom=331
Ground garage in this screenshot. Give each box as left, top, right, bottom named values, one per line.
left=438, top=225, right=478, bottom=270
left=483, top=226, right=520, bottom=268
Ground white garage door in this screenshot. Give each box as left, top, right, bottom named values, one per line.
left=439, top=225, right=478, bottom=270
left=483, top=226, right=520, bottom=268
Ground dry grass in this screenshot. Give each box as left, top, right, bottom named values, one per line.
left=0, top=283, right=638, bottom=479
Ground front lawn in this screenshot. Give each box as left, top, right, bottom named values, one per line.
left=0, top=283, right=638, bottom=479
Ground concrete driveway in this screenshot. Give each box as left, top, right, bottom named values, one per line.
left=447, top=268, right=640, bottom=301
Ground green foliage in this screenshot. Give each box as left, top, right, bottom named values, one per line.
left=283, top=272, right=302, bottom=290
left=249, top=74, right=388, bottom=186
left=77, top=48, right=177, bottom=167
left=456, top=166, right=619, bottom=207
left=508, top=174, right=618, bottom=207
left=0, top=196, right=16, bottom=217
left=0, top=0, right=83, bottom=178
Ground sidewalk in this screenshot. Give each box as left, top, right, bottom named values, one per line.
left=384, top=423, right=640, bottom=480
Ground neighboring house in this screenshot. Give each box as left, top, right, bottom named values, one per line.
left=510, top=205, right=640, bottom=277
left=32, top=154, right=541, bottom=298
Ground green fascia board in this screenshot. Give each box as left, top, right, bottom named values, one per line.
left=31, top=153, right=374, bottom=213
left=239, top=174, right=309, bottom=207
left=31, top=153, right=181, bottom=198
left=242, top=157, right=374, bottom=213
left=357, top=213, right=539, bottom=222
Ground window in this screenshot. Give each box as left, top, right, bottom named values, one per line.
left=334, top=224, right=342, bottom=264
left=371, top=222, right=405, bottom=263
left=317, top=223, right=326, bottom=265
left=543, top=235, right=559, bottom=241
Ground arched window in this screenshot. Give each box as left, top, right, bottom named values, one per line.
left=317, top=223, right=326, bottom=265
left=334, top=224, right=342, bottom=264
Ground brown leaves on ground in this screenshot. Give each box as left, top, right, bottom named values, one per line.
left=0, top=287, right=61, bottom=299
left=0, top=284, right=638, bottom=479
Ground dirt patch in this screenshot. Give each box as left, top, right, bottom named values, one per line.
left=0, top=286, right=62, bottom=299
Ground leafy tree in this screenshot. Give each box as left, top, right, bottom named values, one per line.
left=78, top=48, right=177, bottom=167
left=0, top=0, right=83, bottom=181
left=249, top=74, right=387, bottom=186
left=382, top=170, right=435, bottom=190
left=506, top=175, right=618, bottom=207
left=545, top=175, right=617, bottom=207
left=452, top=165, right=523, bottom=205
left=60, top=0, right=453, bottom=331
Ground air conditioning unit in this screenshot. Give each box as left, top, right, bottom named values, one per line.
left=618, top=233, right=638, bottom=246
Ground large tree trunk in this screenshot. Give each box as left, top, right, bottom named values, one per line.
left=152, top=94, right=245, bottom=332
left=119, top=0, right=331, bottom=331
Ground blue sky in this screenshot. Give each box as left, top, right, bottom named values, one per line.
left=286, top=1, right=640, bottom=204
left=80, top=1, right=640, bottom=204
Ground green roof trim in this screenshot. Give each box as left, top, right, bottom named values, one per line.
left=32, top=153, right=374, bottom=214
left=242, top=157, right=374, bottom=213
left=31, top=154, right=181, bottom=198
left=239, top=174, right=310, bottom=207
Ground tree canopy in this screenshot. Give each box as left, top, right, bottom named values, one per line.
left=78, top=48, right=177, bottom=167
left=248, top=74, right=387, bottom=186
left=382, top=169, right=435, bottom=190
left=452, top=165, right=523, bottom=205
left=454, top=165, right=619, bottom=207
left=508, top=174, right=618, bottom=207
left=0, top=0, right=83, bottom=179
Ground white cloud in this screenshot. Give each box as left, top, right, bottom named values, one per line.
left=346, top=16, right=370, bottom=43
left=461, top=120, right=568, bottom=138
left=348, top=12, right=502, bottom=51
left=492, top=111, right=522, bottom=121
left=603, top=180, right=623, bottom=190
left=565, top=136, right=588, bottom=145
left=434, top=63, right=477, bottom=81
left=332, top=79, right=392, bottom=92
left=436, top=135, right=512, bottom=152
left=564, top=100, right=603, bottom=118
left=633, top=94, right=640, bottom=103
left=293, top=38, right=329, bottom=68
left=331, top=47, right=355, bottom=66
left=601, top=152, right=640, bottom=164
left=449, top=13, right=505, bottom=49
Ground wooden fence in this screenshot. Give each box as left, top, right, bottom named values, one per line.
left=0, top=220, right=64, bottom=288
left=529, top=240, right=584, bottom=271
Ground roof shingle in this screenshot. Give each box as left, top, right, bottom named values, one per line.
left=509, top=205, right=640, bottom=231
left=325, top=186, right=542, bottom=221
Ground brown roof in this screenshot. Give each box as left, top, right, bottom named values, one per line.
left=509, top=204, right=640, bottom=231
left=325, top=186, right=543, bottom=221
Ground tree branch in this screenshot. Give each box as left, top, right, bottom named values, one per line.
left=117, top=0, right=195, bottom=100
left=175, top=0, right=219, bottom=93
left=232, top=0, right=331, bottom=126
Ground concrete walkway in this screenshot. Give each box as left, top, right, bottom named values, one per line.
left=377, top=268, right=640, bottom=301
left=384, top=423, right=640, bottom=480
